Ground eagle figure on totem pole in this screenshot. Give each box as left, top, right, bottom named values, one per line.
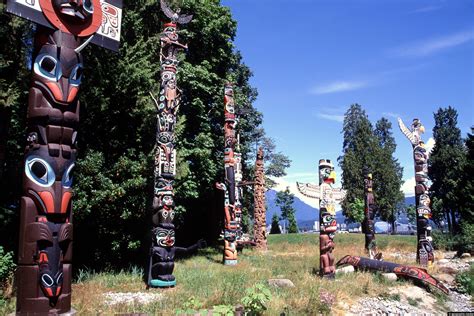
left=160, top=0, right=193, bottom=25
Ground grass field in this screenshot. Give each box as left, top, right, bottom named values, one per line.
left=3, top=233, right=447, bottom=315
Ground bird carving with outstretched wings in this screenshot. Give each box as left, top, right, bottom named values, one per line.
left=160, top=0, right=193, bottom=24
left=397, top=118, right=418, bottom=146
left=296, top=182, right=321, bottom=199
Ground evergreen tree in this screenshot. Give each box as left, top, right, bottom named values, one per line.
left=287, top=212, right=298, bottom=234
left=347, top=198, right=365, bottom=223
left=0, top=1, right=289, bottom=267
left=338, top=104, right=378, bottom=220
left=270, top=213, right=281, bottom=234
left=458, top=128, right=474, bottom=224
left=373, top=117, right=404, bottom=233
left=429, top=107, right=466, bottom=234
left=275, top=187, right=296, bottom=232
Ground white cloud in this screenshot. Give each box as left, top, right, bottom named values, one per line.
left=393, top=30, right=474, bottom=57
left=401, top=177, right=416, bottom=197
left=310, top=80, right=369, bottom=95
left=317, top=113, right=344, bottom=123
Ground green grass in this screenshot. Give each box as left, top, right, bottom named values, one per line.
left=2, top=233, right=427, bottom=315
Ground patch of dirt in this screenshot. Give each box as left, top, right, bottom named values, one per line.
left=103, top=292, right=163, bottom=306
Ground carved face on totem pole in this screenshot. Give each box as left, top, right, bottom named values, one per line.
left=319, top=159, right=336, bottom=184
left=52, top=0, right=94, bottom=21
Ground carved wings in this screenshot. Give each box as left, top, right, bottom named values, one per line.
left=332, top=188, right=347, bottom=202
left=398, top=118, right=417, bottom=145
left=296, top=182, right=321, bottom=199
left=160, top=0, right=193, bottom=24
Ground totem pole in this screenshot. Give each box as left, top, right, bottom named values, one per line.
left=253, top=147, right=267, bottom=250
left=297, top=159, right=346, bottom=278
left=362, top=168, right=380, bottom=259
left=234, top=135, right=243, bottom=239
left=6, top=0, right=122, bottom=313
left=398, top=118, right=434, bottom=266
left=147, top=0, right=203, bottom=288
left=337, top=255, right=449, bottom=294
left=216, top=83, right=239, bottom=265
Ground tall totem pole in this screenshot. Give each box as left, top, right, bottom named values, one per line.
left=297, top=159, right=346, bottom=278
left=362, top=168, right=379, bottom=259
left=147, top=1, right=203, bottom=288
left=216, top=83, right=239, bottom=265
left=253, top=147, right=267, bottom=250
left=398, top=118, right=434, bottom=266
left=6, top=0, right=122, bottom=313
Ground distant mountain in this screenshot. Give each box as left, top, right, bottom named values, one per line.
left=265, top=190, right=418, bottom=231
left=265, top=190, right=346, bottom=229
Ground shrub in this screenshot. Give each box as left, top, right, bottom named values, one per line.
left=0, top=246, right=15, bottom=286
left=241, top=283, right=271, bottom=315
left=456, top=265, right=474, bottom=295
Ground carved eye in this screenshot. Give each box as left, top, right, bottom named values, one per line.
left=70, top=64, right=83, bottom=86
left=62, top=163, right=75, bottom=188
left=83, top=0, right=94, bottom=14
left=41, top=274, right=54, bottom=287
left=34, top=54, right=61, bottom=80
left=25, top=156, right=55, bottom=187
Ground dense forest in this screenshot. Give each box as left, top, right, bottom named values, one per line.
left=0, top=0, right=289, bottom=270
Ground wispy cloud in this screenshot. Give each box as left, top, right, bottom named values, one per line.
left=310, top=80, right=369, bottom=95
left=382, top=112, right=401, bottom=119
left=408, top=5, right=442, bottom=14
left=392, top=30, right=474, bottom=57
left=317, top=113, right=344, bottom=123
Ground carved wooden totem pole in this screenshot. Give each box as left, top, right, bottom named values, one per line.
left=297, top=159, right=346, bottom=278
left=253, top=147, right=267, bottom=250
left=147, top=0, right=200, bottom=288
left=6, top=0, right=122, bottom=313
left=216, top=83, right=239, bottom=265
left=362, top=168, right=379, bottom=259
left=398, top=118, right=434, bottom=266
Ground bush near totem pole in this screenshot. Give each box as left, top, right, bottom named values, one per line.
left=0, top=1, right=290, bottom=269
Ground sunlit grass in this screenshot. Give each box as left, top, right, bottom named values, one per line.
left=3, top=233, right=425, bottom=315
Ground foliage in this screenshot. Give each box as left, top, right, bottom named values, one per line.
left=458, top=128, right=474, bottom=224
left=338, top=105, right=403, bottom=224
left=270, top=213, right=281, bottom=234
left=0, top=0, right=289, bottom=268
left=287, top=212, right=298, bottom=234
left=275, top=187, right=296, bottom=227
left=431, top=231, right=458, bottom=251
left=241, top=283, right=272, bottom=315
left=0, top=246, right=15, bottom=285
left=212, top=304, right=235, bottom=316
left=429, top=106, right=466, bottom=234
left=346, top=198, right=365, bottom=223
left=259, top=137, right=291, bottom=188
left=455, top=265, right=474, bottom=295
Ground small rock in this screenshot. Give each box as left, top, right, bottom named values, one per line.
left=436, top=273, right=455, bottom=284
left=268, top=278, right=295, bottom=287
left=336, top=265, right=355, bottom=274
left=381, top=273, right=398, bottom=281
left=461, top=253, right=471, bottom=259
left=438, top=258, right=450, bottom=264
left=439, top=266, right=457, bottom=274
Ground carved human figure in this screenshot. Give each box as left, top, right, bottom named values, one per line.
left=398, top=118, right=434, bottom=266
left=148, top=1, right=195, bottom=287
left=253, top=147, right=267, bottom=250
left=362, top=169, right=380, bottom=259
left=297, top=159, right=346, bottom=278
left=7, top=0, right=122, bottom=313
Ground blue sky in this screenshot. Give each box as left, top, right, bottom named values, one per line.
left=222, top=0, right=473, bottom=206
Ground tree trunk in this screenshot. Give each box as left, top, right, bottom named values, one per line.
left=450, top=208, right=459, bottom=234
left=445, top=208, right=452, bottom=234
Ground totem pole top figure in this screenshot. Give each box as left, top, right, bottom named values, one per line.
left=398, top=118, right=426, bottom=146
left=160, top=0, right=193, bottom=25
left=7, top=0, right=123, bottom=51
